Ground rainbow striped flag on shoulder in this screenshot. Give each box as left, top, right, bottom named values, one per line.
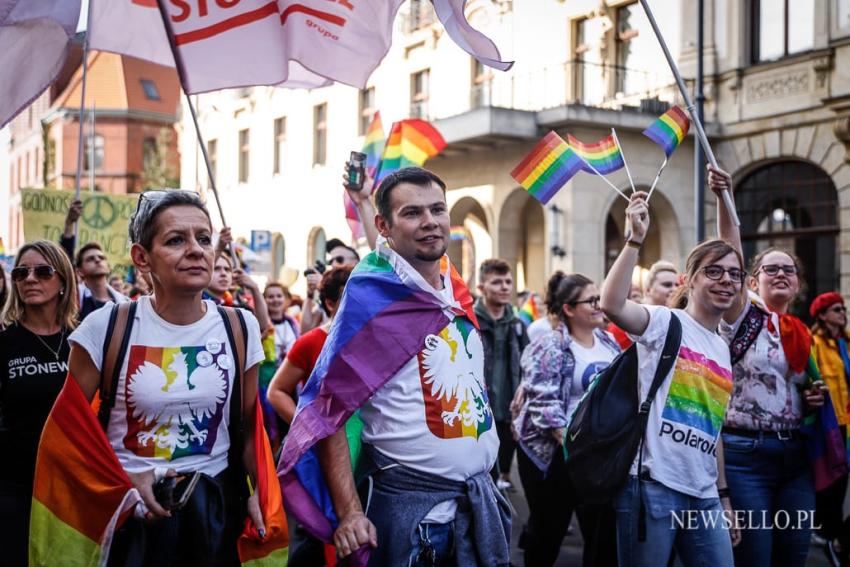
left=29, top=378, right=288, bottom=566
left=278, top=237, right=477, bottom=566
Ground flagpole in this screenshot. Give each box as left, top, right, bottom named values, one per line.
left=153, top=0, right=239, bottom=267
left=611, top=127, right=636, bottom=193
left=581, top=159, right=630, bottom=202
left=637, top=0, right=740, bottom=226
left=646, top=157, right=668, bottom=202
left=74, top=0, right=95, bottom=242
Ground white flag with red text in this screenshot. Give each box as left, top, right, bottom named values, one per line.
left=0, top=0, right=82, bottom=128
left=88, top=0, right=174, bottom=68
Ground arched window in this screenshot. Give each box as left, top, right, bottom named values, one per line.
left=272, top=232, right=286, bottom=277
left=736, top=160, right=839, bottom=317
left=307, top=227, right=326, bottom=267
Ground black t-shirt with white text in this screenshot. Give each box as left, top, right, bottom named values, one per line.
left=0, top=323, right=71, bottom=485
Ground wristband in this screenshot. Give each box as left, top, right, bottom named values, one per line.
left=626, top=239, right=643, bottom=250
left=717, top=487, right=731, bottom=498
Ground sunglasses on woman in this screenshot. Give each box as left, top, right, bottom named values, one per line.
left=11, top=264, right=56, bottom=282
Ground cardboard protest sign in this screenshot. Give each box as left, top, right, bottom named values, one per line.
left=21, top=189, right=139, bottom=273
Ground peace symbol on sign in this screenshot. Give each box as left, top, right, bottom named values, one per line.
left=82, top=196, right=117, bottom=229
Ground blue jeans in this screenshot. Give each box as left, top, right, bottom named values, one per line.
left=408, top=522, right=455, bottom=567
left=615, top=476, right=734, bottom=567
left=723, top=432, right=815, bottom=567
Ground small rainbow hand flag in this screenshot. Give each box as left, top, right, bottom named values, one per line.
left=519, top=293, right=542, bottom=325
left=643, top=106, right=690, bottom=157
left=511, top=131, right=583, bottom=204
left=450, top=226, right=467, bottom=241
left=375, top=119, right=447, bottom=185
left=362, top=111, right=385, bottom=180
left=567, top=133, right=625, bottom=175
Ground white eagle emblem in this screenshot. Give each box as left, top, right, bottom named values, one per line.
left=126, top=351, right=227, bottom=454
left=421, top=325, right=489, bottom=427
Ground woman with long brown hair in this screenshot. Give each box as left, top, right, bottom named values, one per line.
left=0, top=240, right=77, bottom=566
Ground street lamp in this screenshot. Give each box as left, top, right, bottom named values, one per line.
left=549, top=204, right=566, bottom=258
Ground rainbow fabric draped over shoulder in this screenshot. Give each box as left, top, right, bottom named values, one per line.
left=30, top=378, right=288, bottom=566
left=375, top=119, right=447, bottom=184
left=566, top=133, right=625, bottom=175
left=511, top=131, right=583, bottom=204
left=642, top=106, right=690, bottom=157
left=277, top=238, right=477, bottom=566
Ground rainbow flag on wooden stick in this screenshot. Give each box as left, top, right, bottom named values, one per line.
left=511, top=131, right=583, bottom=204
left=567, top=133, right=625, bottom=175
left=375, top=119, right=447, bottom=185
left=643, top=106, right=690, bottom=157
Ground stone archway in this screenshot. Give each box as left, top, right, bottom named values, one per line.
left=603, top=189, right=683, bottom=275
left=498, top=188, right=546, bottom=295
left=449, top=197, right=491, bottom=287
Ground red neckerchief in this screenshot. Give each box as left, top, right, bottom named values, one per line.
left=766, top=311, right=811, bottom=374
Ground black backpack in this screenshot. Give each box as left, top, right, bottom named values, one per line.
left=565, top=314, right=682, bottom=513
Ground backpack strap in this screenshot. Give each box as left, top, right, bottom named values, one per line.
left=637, top=312, right=682, bottom=542
left=218, top=306, right=248, bottom=481
left=730, top=302, right=765, bottom=366
left=98, top=302, right=138, bottom=432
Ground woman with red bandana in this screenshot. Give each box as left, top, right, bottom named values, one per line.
left=811, top=291, right=850, bottom=565
left=712, top=166, right=826, bottom=566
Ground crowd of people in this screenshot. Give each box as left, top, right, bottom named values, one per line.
left=0, top=162, right=849, bottom=567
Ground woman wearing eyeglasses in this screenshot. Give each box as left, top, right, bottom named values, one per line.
left=810, top=292, right=850, bottom=564
left=66, top=190, right=268, bottom=564
left=601, top=189, right=744, bottom=566
left=513, top=271, right=621, bottom=566
left=0, top=240, right=77, bottom=567
left=711, top=167, right=825, bottom=566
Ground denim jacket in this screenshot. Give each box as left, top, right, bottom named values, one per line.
left=513, top=323, right=621, bottom=471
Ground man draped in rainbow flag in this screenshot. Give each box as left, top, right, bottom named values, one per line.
left=279, top=167, right=511, bottom=566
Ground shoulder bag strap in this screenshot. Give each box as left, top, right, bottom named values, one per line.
left=98, top=302, right=137, bottom=431
left=730, top=303, right=765, bottom=366
left=218, top=306, right=248, bottom=478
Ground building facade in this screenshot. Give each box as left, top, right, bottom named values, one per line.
left=179, top=0, right=850, bottom=312
left=5, top=49, right=180, bottom=251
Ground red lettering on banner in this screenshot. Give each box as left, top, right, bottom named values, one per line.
left=170, top=0, right=191, bottom=23
left=324, top=0, right=354, bottom=10
left=281, top=5, right=346, bottom=27
left=217, top=0, right=241, bottom=7
left=173, top=0, right=278, bottom=45
left=131, top=0, right=158, bottom=7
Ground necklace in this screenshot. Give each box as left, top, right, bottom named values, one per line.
left=31, top=327, right=66, bottom=360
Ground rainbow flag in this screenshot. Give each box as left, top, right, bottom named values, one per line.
left=518, top=293, right=542, bottom=325
left=450, top=226, right=467, bottom=241
left=374, top=119, right=447, bottom=185
left=510, top=131, right=583, bottom=204
left=642, top=106, right=690, bottom=157
left=278, top=238, right=477, bottom=566
left=567, top=133, right=625, bottom=175
left=362, top=111, right=385, bottom=180
left=30, top=378, right=289, bottom=566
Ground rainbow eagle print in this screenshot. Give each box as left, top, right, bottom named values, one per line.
left=662, top=346, right=733, bottom=438
left=124, top=345, right=229, bottom=459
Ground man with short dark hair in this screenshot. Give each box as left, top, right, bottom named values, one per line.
left=75, top=242, right=128, bottom=320
left=280, top=167, right=510, bottom=566
left=475, top=258, right=528, bottom=490
left=300, top=238, right=361, bottom=333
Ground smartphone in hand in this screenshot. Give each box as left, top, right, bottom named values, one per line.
left=153, top=472, right=202, bottom=510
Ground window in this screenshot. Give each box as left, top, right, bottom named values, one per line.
left=140, top=79, right=160, bottom=101
left=736, top=161, right=838, bottom=319
left=841, top=0, right=850, bottom=29
left=470, top=59, right=492, bottom=108
left=410, top=69, right=429, bottom=119
left=575, top=17, right=606, bottom=105
left=273, top=117, right=286, bottom=175
left=238, top=129, right=250, bottom=183
left=307, top=227, right=326, bottom=265
left=615, top=3, right=677, bottom=96
left=25, top=152, right=30, bottom=186
left=358, top=88, right=376, bottom=136
left=408, top=0, right=435, bottom=32
left=83, top=134, right=104, bottom=172
left=751, top=0, right=815, bottom=62
left=313, top=103, right=327, bottom=166
left=207, top=139, right=217, bottom=181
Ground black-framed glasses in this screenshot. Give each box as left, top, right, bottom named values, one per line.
left=571, top=295, right=601, bottom=309
left=756, top=264, right=798, bottom=277
left=11, top=264, right=56, bottom=282
left=700, top=265, right=746, bottom=283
